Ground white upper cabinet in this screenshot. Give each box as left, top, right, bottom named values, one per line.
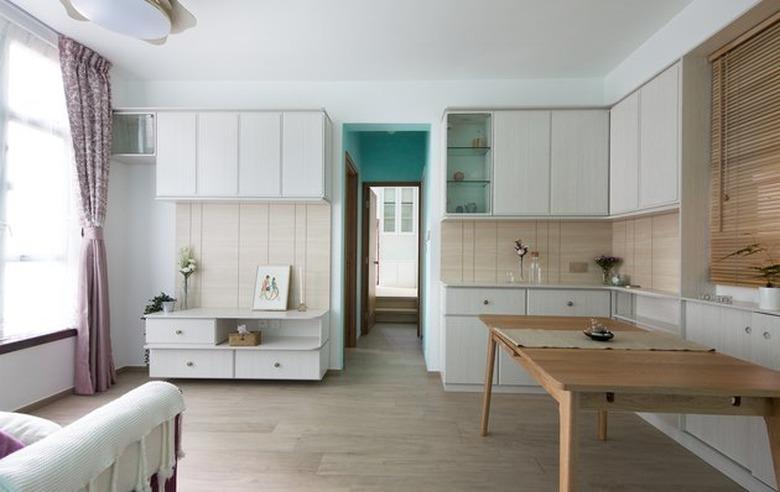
left=550, top=110, right=609, bottom=216
left=493, top=111, right=551, bottom=216
left=609, top=92, right=640, bottom=214
left=153, top=110, right=329, bottom=201
left=639, top=63, right=680, bottom=208
left=156, top=112, right=197, bottom=197
left=197, top=112, right=238, bottom=196
left=282, top=112, right=325, bottom=198
left=239, top=112, right=282, bottom=197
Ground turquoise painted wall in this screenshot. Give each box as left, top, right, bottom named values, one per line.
left=342, top=125, right=430, bottom=344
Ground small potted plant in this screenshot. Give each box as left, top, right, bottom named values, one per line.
left=144, top=292, right=176, bottom=315
left=722, top=242, right=780, bottom=310
left=594, top=255, right=622, bottom=285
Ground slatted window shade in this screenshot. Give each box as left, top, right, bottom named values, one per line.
left=710, top=16, right=780, bottom=286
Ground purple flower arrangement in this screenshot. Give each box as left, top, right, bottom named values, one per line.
left=594, top=255, right=622, bottom=284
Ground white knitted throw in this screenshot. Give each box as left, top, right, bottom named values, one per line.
left=0, top=381, right=185, bottom=492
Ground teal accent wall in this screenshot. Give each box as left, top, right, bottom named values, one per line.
left=342, top=125, right=430, bottom=344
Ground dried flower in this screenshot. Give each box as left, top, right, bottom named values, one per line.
left=594, top=255, right=621, bottom=272
left=514, top=239, right=529, bottom=258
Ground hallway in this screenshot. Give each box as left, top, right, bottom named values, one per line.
left=30, top=323, right=741, bottom=491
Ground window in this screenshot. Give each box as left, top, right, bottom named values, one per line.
left=0, top=25, right=77, bottom=338
left=400, top=187, right=415, bottom=233
left=378, top=186, right=417, bottom=234
left=709, top=15, right=780, bottom=286
left=382, top=188, right=396, bottom=233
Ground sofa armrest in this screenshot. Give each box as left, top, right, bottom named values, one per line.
left=0, top=382, right=184, bottom=492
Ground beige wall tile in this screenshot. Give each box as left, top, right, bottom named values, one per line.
left=652, top=212, right=681, bottom=294
left=200, top=204, right=240, bottom=308
left=559, top=222, right=612, bottom=285
left=238, top=204, right=270, bottom=309
left=473, top=222, right=497, bottom=283
left=440, top=222, right=463, bottom=282
left=632, top=217, right=653, bottom=288
left=462, top=222, right=475, bottom=282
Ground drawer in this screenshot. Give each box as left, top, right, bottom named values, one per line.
left=149, top=349, right=233, bottom=378
left=527, top=289, right=610, bottom=317
left=145, top=318, right=226, bottom=344
left=445, top=288, right=526, bottom=316
left=235, top=347, right=325, bottom=380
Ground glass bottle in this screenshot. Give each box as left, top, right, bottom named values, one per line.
left=528, top=251, right=542, bottom=284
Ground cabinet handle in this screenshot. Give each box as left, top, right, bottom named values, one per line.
left=566, top=301, right=574, bottom=307
left=764, top=331, right=771, bottom=340
left=745, top=326, right=752, bottom=334
left=273, top=362, right=281, bottom=368
left=175, top=330, right=183, bottom=335
left=483, top=299, right=490, bottom=305
left=185, top=361, right=194, bottom=367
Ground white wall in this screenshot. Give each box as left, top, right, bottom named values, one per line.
left=0, top=337, right=75, bottom=410
left=105, top=162, right=176, bottom=368
left=604, top=0, right=761, bottom=103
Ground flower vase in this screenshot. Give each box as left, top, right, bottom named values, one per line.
left=601, top=269, right=611, bottom=285
left=182, top=276, right=189, bottom=310
left=517, top=258, right=526, bottom=283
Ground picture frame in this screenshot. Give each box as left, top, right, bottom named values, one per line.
left=252, top=265, right=291, bottom=311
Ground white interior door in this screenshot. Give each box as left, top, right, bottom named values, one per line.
left=366, top=189, right=378, bottom=332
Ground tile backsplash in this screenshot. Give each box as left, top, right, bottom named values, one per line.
left=441, top=220, right=613, bottom=285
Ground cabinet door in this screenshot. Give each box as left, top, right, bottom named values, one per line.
left=493, top=111, right=550, bottom=215
left=685, top=304, right=753, bottom=468
left=282, top=112, right=324, bottom=198
left=527, top=289, right=611, bottom=317
left=156, top=112, right=196, bottom=197
left=497, top=349, right=536, bottom=386
left=639, top=63, right=679, bottom=208
left=196, top=112, right=238, bottom=196
left=749, top=313, right=780, bottom=487
left=609, top=92, right=639, bottom=214
left=239, top=113, right=282, bottom=197
left=444, top=316, right=497, bottom=385
left=550, top=110, right=609, bottom=215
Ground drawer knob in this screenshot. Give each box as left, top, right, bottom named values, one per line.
left=764, top=331, right=771, bottom=340
left=745, top=326, right=752, bottom=334
left=483, top=299, right=490, bottom=305
left=273, top=362, right=281, bottom=368
left=175, top=330, right=183, bottom=335
left=566, top=301, right=574, bottom=307
left=185, top=361, right=194, bottom=367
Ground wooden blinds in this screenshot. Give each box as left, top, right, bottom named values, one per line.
left=710, top=15, right=780, bottom=286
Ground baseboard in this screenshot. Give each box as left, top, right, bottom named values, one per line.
left=116, top=365, right=149, bottom=374
left=638, top=413, right=775, bottom=492
left=442, top=382, right=547, bottom=395
left=15, top=387, right=73, bottom=413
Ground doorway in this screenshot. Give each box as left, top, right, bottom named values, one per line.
left=344, top=153, right=359, bottom=348
left=361, top=182, right=422, bottom=338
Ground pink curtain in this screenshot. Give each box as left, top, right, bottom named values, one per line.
left=58, top=36, right=115, bottom=395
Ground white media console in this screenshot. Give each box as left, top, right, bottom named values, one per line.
left=144, top=308, right=330, bottom=380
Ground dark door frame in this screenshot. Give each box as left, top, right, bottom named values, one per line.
left=344, top=153, right=359, bottom=348
left=360, top=181, right=424, bottom=338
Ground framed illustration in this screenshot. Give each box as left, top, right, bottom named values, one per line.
left=252, top=265, right=291, bottom=311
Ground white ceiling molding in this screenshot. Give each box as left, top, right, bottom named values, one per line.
left=0, top=0, right=57, bottom=46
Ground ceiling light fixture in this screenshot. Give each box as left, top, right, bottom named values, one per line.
left=59, top=0, right=196, bottom=44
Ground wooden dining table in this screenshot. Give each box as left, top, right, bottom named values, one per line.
left=479, top=315, right=780, bottom=492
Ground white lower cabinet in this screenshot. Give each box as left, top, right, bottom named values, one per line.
left=235, top=343, right=328, bottom=380
left=149, top=349, right=234, bottom=379
left=444, top=316, right=497, bottom=385
left=527, top=289, right=611, bottom=317
left=685, top=303, right=780, bottom=488
left=497, top=349, right=536, bottom=386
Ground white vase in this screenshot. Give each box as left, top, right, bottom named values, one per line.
left=758, top=287, right=780, bottom=311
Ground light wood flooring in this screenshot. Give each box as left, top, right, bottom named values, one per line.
left=32, top=323, right=743, bottom=491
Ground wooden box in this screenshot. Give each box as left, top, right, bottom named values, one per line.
left=228, top=331, right=262, bottom=346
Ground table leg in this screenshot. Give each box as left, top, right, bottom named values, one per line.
left=597, top=410, right=608, bottom=441
left=766, top=398, right=780, bottom=490
left=480, top=332, right=498, bottom=437
left=559, top=391, right=579, bottom=492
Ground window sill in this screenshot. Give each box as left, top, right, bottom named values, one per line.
left=0, top=328, right=77, bottom=355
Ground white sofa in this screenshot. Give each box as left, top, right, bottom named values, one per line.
left=0, top=381, right=185, bottom=492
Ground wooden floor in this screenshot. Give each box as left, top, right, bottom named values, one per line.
left=32, top=323, right=743, bottom=491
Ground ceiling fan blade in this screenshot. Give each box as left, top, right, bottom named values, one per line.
left=167, top=0, right=197, bottom=34
left=59, top=0, right=89, bottom=21
left=144, top=36, right=168, bottom=46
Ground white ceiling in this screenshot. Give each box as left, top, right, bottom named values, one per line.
left=8, top=0, right=693, bottom=81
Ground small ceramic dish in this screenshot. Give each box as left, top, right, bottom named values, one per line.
left=583, top=329, right=615, bottom=342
